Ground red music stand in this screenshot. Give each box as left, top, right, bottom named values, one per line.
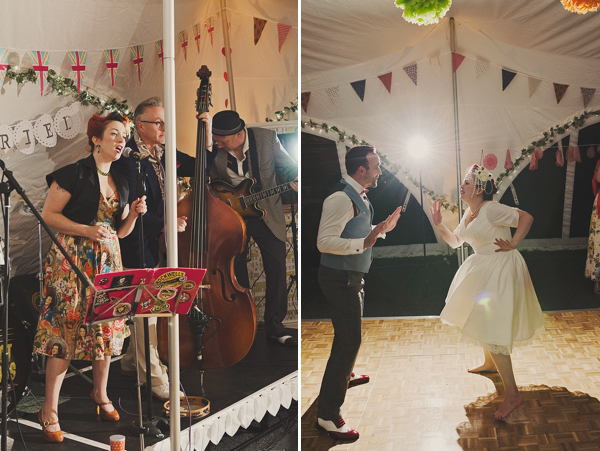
left=85, top=267, right=206, bottom=325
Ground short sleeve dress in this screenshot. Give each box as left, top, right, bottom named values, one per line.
left=33, top=167, right=129, bottom=361
left=439, top=201, right=545, bottom=354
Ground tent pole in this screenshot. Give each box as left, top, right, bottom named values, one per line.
left=450, top=17, right=465, bottom=266
left=220, top=0, right=237, bottom=110
left=163, top=0, right=182, bottom=448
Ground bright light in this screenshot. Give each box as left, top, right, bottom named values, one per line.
left=407, top=136, right=430, bottom=160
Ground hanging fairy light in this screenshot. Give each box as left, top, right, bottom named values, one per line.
left=394, top=0, right=452, bottom=26
left=561, top=0, right=600, bottom=14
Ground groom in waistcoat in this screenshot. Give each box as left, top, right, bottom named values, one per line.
left=316, top=145, right=402, bottom=440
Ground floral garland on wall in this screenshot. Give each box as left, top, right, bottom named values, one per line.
left=4, top=67, right=133, bottom=119
left=496, top=109, right=600, bottom=188
left=301, top=119, right=460, bottom=212
left=266, top=98, right=298, bottom=122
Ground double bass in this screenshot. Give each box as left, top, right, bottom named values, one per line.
left=157, top=66, right=256, bottom=369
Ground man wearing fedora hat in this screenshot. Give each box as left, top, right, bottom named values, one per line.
left=207, top=110, right=298, bottom=347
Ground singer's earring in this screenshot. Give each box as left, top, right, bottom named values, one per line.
left=96, top=144, right=100, bottom=154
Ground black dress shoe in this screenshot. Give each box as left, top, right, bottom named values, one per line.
left=348, top=372, right=370, bottom=388
left=316, top=417, right=359, bottom=440
left=267, top=334, right=297, bottom=347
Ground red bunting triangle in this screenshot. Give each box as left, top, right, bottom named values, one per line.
left=301, top=92, right=311, bottom=113
left=452, top=52, right=465, bottom=73
left=378, top=72, right=392, bottom=93
left=554, top=83, right=569, bottom=104
left=277, top=23, right=292, bottom=53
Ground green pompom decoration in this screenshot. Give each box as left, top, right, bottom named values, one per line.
left=395, top=0, right=452, bottom=25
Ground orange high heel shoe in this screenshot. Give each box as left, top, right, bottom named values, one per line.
left=90, top=391, right=120, bottom=422
left=37, top=409, right=64, bottom=443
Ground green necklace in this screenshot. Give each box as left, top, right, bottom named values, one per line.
left=96, top=167, right=110, bottom=176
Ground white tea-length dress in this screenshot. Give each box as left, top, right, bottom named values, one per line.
left=440, top=201, right=545, bottom=354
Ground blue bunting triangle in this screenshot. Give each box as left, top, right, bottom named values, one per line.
left=502, top=69, right=517, bottom=91
left=351, top=80, right=366, bottom=102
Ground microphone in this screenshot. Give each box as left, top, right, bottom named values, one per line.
left=122, top=147, right=156, bottom=163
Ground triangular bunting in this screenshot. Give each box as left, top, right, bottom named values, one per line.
left=193, top=24, right=202, bottom=53
left=587, top=146, right=596, bottom=158
left=581, top=87, right=596, bottom=108
left=205, top=16, right=216, bottom=47
left=504, top=149, right=513, bottom=169
left=403, top=64, right=417, bottom=86
left=27, top=50, right=50, bottom=96
left=130, top=45, right=144, bottom=85
left=452, top=52, right=465, bottom=73
left=301, top=92, right=310, bottom=113
left=103, top=49, right=120, bottom=88
left=155, top=40, right=164, bottom=67
left=554, top=83, right=569, bottom=104
left=556, top=147, right=564, bottom=167
left=325, top=86, right=339, bottom=104
left=378, top=72, right=392, bottom=93
left=254, top=17, right=267, bottom=45
left=475, top=60, right=489, bottom=80
left=0, top=48, right=10, bottom=86
left=277, top=23, right=292, bottom=53
left=67, top=51, right=87, bottom=93
left=528, top=77, right=542, bottom=98
left=351, top=80, right=366, bottom=102
left=502, top=69, right=516, bottom=91
left=178, top=30, right=189, bottom=61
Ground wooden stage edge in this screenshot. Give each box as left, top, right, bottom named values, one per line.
left=301, top=310, right=600, bottom=451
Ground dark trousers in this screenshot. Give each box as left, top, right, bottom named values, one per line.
left=317, top=264, right=365, bottom=421
left=234, top=219, right=288, bottom=337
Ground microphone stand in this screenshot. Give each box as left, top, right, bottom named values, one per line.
left=0, top=161, right=92, bottom=451
left=129, top=160, right=167, bottom=443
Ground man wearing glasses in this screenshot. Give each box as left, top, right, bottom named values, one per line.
left=112, top=96, right=195, bottom=401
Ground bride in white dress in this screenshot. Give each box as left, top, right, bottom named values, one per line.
left=431, top=164, right=545, bottom=419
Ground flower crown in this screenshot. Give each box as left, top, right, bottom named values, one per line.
left=468, top=165, right=495, bottom=193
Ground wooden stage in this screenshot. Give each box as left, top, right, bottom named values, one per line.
left=301, top=310, right=600, bottom=450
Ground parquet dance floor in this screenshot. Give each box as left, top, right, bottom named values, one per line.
left=301, top=311, right=600, bottom=450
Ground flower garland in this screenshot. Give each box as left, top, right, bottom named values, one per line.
left=4, top=67, right=133, bottom=119
left=266, top=99, right=298, bottom=122
left=394, top=0, right=452, bottom=26
left=301, top=119, right=459, bottom=212
left=561, top=0, right=600, bottom=14
left=496, top=109, right=600, bottom=188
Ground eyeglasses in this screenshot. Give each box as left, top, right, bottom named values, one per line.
left=139, top=120, right=165, bottom=129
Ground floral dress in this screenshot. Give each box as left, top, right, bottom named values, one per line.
left=33, top=192, right=129, bottom=360
left=585, top=189, right=600, bottom=282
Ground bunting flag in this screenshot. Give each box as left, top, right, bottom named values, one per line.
left=351, top=80, right=366, bottom=101
left=451, top=52, right=465, bottom=73
left=155, top=40, right=164, bottom=67
left=27, top=50, right=49, bottom=96
left=301, top=92, right=310, bottom=113
left=254, top=18, right=267, bottom=45
left=178, top=30, right=189, bottom=61
left=206, top=16, right=216, bottom=47
left=378, top=72, right=392, bottom=93
left=403, top=64, right=417, bottom=86
left=0, top=48, right=9, bottom=86
left=193, top=24, right=202, bottom=53
left=277, top=23, right=292, bottom=53
left=528, top=77, right=542, bottom=98
left=581, top=87, right=596, bottom=108
left=103, top=49, right=120, bottom=87
left=554, top=83, right=569, bottom=104
left=534, top=147, right=543, bottom=160
left=529, top=150, right=539, bottom=170
left=130, top=45, right=144, bottom=85
left=475, top=60, right=489, bottom=80
left=504, top=149, right=513, bottom=169
left=325, top=86, right=339, bottom=104
left=587, top=145, right=596, bottom=158
left=501, top=69, right=516, bottom=91
left=67, top=51, right=87, bottom=93
left=566, top=146, right=581, bottom=163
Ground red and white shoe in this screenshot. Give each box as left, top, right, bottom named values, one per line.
left=316, top=417, right=359, bottom=440
left=348, top=372, right=370, bottom=388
